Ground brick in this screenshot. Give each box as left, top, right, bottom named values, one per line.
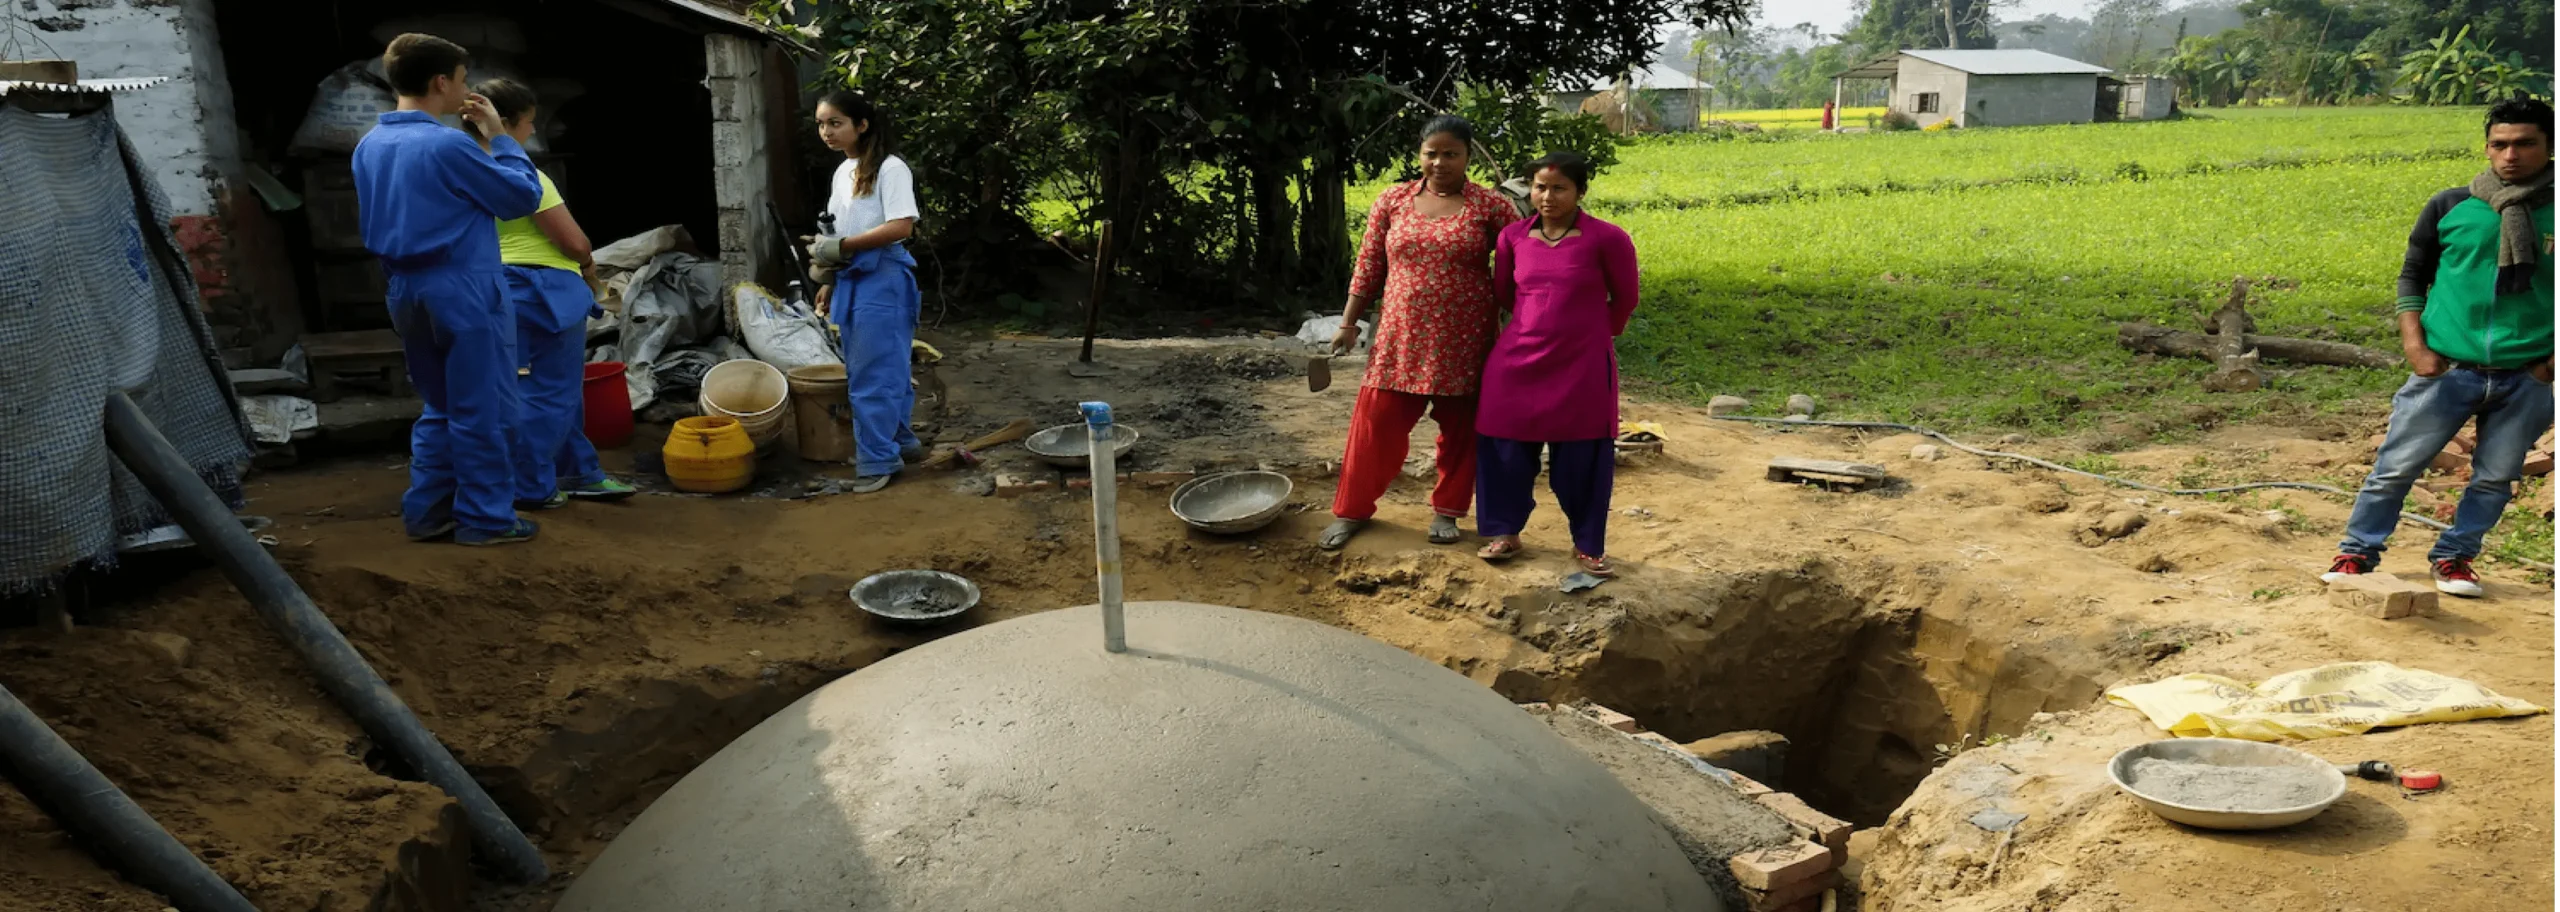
left=1727, top=840, right=1833, bottom=892
left=2525, top=452, right=2555, bottom=477
left=1721, top=770, right=1775, bottom=798
left=1632, top=731, right=1681, bottom=750
left=1584, top=704, right=1641, bottom=733
left=2326, top=572, right=2437, bottom=620
left=1132, top=471, right=1196, bottom=488
left=995, top=472, right=1056, bottom=499
left=1755, top=792, right=1853, bottom=854
left=1740, top=868, right=1838, bottom=912
left=1063, top=474, right=1130, bottom=491
left=2451, top=429, right=2477, bottom=454
left=2430, top=448, right=2466, bottom=472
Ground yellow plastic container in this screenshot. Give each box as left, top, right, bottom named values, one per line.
left=663, top=415, right=756, bottom=493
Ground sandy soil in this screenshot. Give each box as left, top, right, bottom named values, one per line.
left=1, top=334, right=2548, bottom=912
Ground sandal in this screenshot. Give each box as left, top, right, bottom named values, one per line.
left=1428, top=515, right=1462, bottom=545
left=1318, top=518, right=1367, bottom=551
left=1575, top=552, right=1617, bottom=577
left=1478, top=536, right=1522, bottom=562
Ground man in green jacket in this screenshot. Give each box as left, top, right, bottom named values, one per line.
left=2326, top=97, right=2556, bottom=596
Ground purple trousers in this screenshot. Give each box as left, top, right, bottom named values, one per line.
left=1476, top=435, right=1614, bottom=558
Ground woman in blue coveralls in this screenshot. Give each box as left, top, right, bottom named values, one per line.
left=467, top=79, right=639, bottom=506
left=806, top=91, right=923, bottom=494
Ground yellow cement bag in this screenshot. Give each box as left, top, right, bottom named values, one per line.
left=2106, top=661, right=2547, bottom=741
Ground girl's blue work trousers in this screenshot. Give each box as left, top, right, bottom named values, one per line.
left=832, top=245, right=923, bottom=476
left=504, top=264, right=606, bottom=501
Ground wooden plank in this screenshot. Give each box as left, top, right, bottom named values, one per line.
left=302, top=328, right=405, bottom=360
left=1767, top=458, right=1886, bottom=484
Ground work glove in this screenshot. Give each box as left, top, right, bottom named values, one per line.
left=802, top=235, right=851, bottom=268
left=808, top=262, right=838, bottom=287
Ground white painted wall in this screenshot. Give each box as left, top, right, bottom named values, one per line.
left=1893, top=57, right=1969, bottom=129
left=17, top=0, right=235, bottom=215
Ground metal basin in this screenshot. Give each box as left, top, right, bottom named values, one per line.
left=1024, top=422, right=1139, bottom=469
left=850, top=570, right=981, bottom=627
left=2107, top=737, right=2347, bottom=830
left=1169, top=471, right=1293, bottom=535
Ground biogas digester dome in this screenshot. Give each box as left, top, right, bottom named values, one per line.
left=556, top=602, right=1722, bottom=912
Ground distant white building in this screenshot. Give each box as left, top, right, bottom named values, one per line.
left=1546, top=63, right=1709, bottom=132
left=1833, top=49, right=2116, bottom=129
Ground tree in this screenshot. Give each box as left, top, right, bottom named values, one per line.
left=1847, top=0, right=1996, bottom=54
left=761, top=0, right=1752, bottom=308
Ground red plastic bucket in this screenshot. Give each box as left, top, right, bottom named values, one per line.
left=582, top=361, right=634, bottom=448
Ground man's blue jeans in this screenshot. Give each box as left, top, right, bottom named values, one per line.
left=2339, top=367, right=2555, bottom=561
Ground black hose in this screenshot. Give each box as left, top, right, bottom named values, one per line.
left=1713, top=415, right=2555, bottom=573
left=0, top=682, right=260, bottom=912
left=100, top=393, right=551, bottom=884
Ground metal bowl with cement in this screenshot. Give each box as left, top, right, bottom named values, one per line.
left=850, top=571, right=982, bottom=627
left=1024, top=423, right=1140, bottom=469
left=1169, top=471, right=1294, bottom=535
left=2107, top=738, right=2346, bottom=830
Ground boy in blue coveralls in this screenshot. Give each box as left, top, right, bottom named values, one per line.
left=354, top=34, right=547, bottom=545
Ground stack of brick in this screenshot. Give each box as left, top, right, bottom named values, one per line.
left=1535, top=702, right=1853, bottom=912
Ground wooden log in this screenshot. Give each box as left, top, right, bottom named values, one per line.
left=2203, top=278, right=2267, bottom=392
left=2116, top=324, right=2401, bottom=370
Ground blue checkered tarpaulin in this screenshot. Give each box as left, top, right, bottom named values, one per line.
left=0, top=103, right=252, bottom=592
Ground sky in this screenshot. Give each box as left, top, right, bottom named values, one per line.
left=1748, top=0, right=2101, bottom=38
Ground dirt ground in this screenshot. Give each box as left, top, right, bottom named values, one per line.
left=1, top=334, right=2550, bottom=912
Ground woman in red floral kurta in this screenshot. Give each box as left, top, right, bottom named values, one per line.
left=1320, top=116, right=1521, bottom=551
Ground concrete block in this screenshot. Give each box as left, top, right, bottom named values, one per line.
left=1754, top=792, right=1853, bottom=854
left=1720, top=770, right=1775, bottom=798
left=1727, top=840, right=1833, bottom=892
left=1740, top=868, right=1838, bottom=912
left=706, top=76, right=745, bottom=122
left=995, top=472, right=1056, bottom=499
left=1584, top=704, right=1641, bottom=733
left=2326, top=573, right=2436, bottom=620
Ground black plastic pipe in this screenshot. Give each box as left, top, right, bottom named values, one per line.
left=0, top=682, right=261, bottom=912
left=101, top=392, right=550, bottom=884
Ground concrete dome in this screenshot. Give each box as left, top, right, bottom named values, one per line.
left=556, top=602, right=1720, bottom=912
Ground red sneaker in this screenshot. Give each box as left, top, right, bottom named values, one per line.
left=2431, top=558, right=2484, bottom=598
left=2319, top=553, right=2376, bottom=583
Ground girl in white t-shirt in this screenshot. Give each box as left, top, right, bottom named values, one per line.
left=806, top=91, right=923, bottom=493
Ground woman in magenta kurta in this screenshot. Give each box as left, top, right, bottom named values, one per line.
left=1476, top=152, right=1639, bottom=575
left=1319, top=116, right=1518, bottom=551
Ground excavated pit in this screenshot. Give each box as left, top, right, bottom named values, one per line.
left=421, top=557, right=2122, bottom=910
left=2, top=504, right=2133, bottom=912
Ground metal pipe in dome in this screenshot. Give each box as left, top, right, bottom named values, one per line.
left=1080, top=401, right=1127, bottom=653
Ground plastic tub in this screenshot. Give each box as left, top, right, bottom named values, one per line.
left=784, top=364, right=852, bottom=463
left=697, top=359, right=791, bottom=451
left=581, top=361, right=633, bottom=448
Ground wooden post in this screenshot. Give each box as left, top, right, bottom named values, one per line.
left=1078, top=220, right=1114, bottom=365
left=1831, top=77, right=1844, bottom=130
left=2202, top=277, right=2267, bottom=392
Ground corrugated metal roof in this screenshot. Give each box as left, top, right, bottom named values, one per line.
left=1572, top=63, right=1708, bottom=93
left=1900, top=49, right=2112, bottom=76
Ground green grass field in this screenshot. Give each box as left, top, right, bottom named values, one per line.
left=1572, top=107, right=2487, bottom=430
